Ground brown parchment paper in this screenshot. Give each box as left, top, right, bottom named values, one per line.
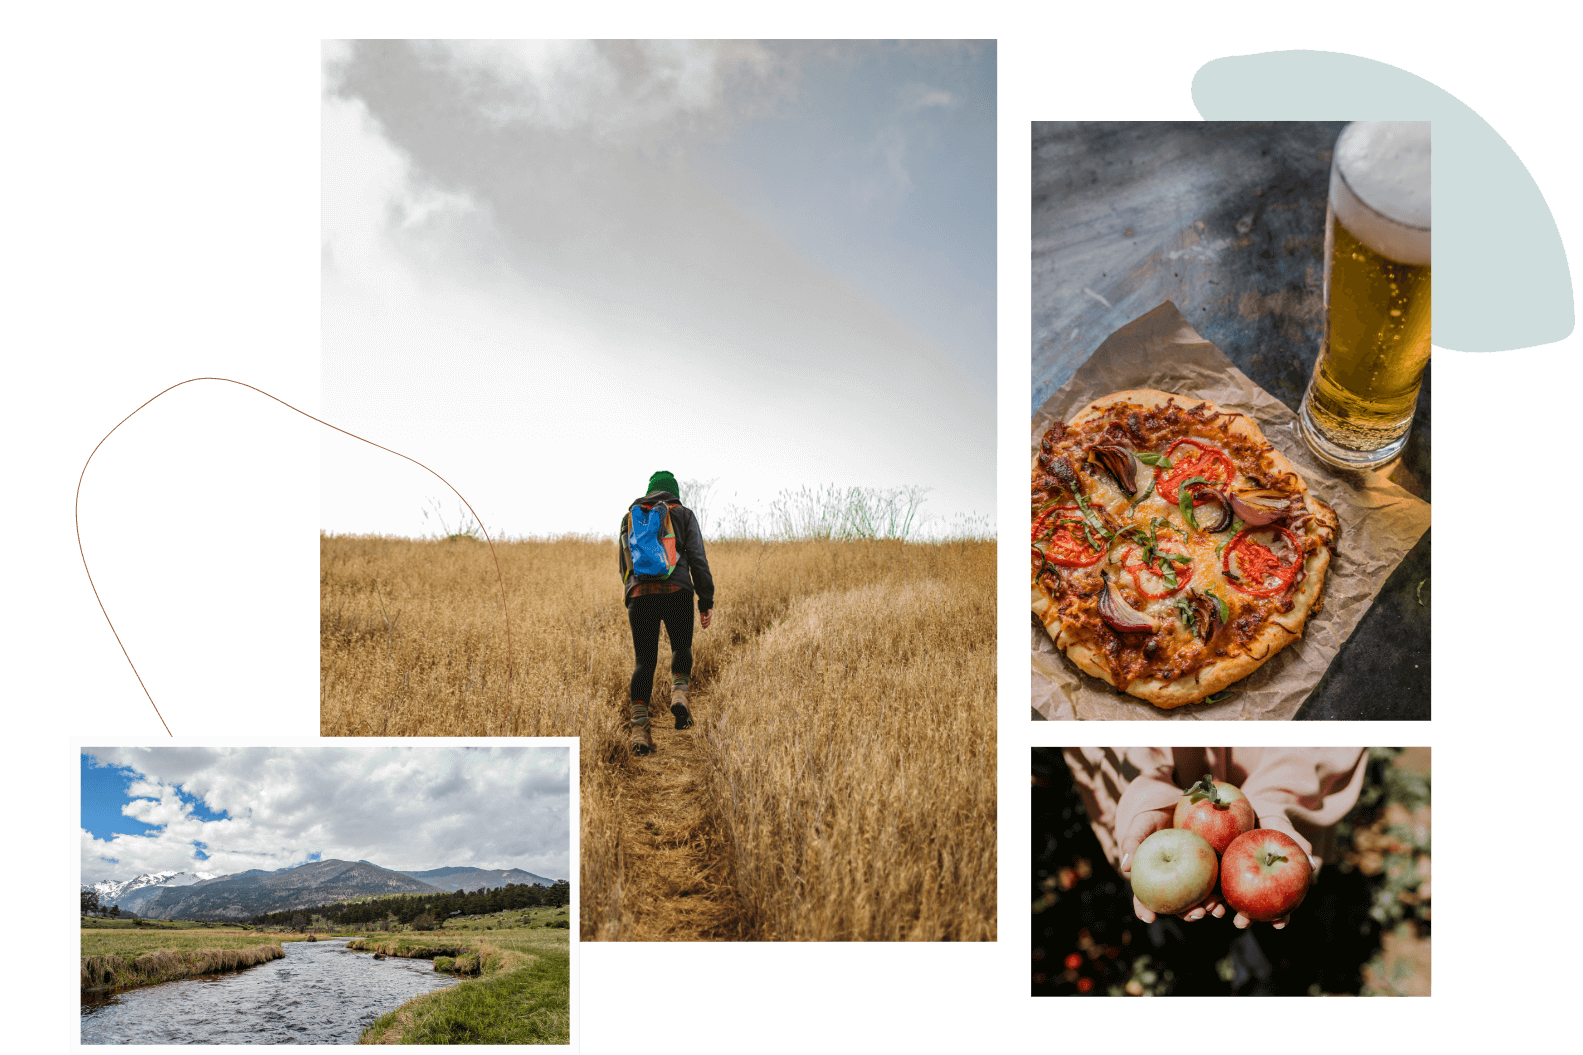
left=1031, top=302, right=1431, bottom=721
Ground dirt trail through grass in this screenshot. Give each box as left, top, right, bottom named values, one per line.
left=614, top=690, right=748, bottom=941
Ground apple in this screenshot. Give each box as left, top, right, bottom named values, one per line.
left=1130, top=828, right=1219, bottom=915
left=1220, top=829, right=1312, bottom=921
left=1172, top=775, right=1256, bottom=854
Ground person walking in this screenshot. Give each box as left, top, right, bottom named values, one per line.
left=619, top=471, right=714, bottom=756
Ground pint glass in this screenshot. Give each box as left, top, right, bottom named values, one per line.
left=1298, top=122, right=1430, bottom=469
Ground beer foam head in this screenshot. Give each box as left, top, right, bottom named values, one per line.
left=1331, top=122, right=1430, bottom=266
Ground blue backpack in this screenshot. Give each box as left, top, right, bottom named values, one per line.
left=628, top=501, right=679, bottom=581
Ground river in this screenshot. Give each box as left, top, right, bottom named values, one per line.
left=81, top=937, right=459, bottom=1044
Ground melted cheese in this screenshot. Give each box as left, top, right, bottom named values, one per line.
left=1078, top=450, right=1310, bottom=659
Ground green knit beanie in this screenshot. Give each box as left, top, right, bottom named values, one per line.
left=647, top=470, right=679, bottom=497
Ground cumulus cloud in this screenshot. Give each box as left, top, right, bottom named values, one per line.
left=80, top=747, right=570, bottom=886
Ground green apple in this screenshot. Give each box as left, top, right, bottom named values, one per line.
left=1131, top=828, right=1218, bottom=915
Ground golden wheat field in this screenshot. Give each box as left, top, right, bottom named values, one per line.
left=321, top=533, right=996, bottom=941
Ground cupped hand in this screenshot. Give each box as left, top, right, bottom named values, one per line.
left=700, top=609, right=712, bottom=629
left=1119, top=807, right=1227, bottom=925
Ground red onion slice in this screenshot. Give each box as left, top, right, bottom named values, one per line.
left=1228, top=488, right=1298, bottom=527
left=1097, top=570, right=1160, bottom=634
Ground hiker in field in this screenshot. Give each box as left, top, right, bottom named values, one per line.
left=619, top=471, right=714, bottom=756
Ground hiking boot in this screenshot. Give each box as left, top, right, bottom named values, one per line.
left=670, top=686, right=695, bottom=730
left=630, top=702, right=655, bottom=756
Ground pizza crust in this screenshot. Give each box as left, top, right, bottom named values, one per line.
left=1032, top=389, right=1336, bottom=710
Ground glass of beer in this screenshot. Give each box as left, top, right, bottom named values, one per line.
left=1298, top=122, right=1430, bottom=470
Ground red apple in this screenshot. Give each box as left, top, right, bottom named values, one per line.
left=1220, top=829, right=1311, bottom=921
left=1130, top=828, right=1218, bottom=915
left=1172, top=775, right=1256, bottom=854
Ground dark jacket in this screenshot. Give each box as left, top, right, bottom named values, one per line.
left=618, top=491, right=714, bottom=611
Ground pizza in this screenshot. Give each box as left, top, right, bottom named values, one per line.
left=1031, top=390, right=1340, bottom=709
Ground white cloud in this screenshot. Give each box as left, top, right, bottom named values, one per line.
left=80, top=747, right=570, bottom=886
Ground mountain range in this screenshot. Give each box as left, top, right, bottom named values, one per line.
left=394, top=866, right=556, bottom=893
left=85, top=860, right=560, bottom=921
left=90, top=870, right=223, bottom=916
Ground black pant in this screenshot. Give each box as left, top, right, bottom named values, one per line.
left=628, top=591, right=694, bottom=703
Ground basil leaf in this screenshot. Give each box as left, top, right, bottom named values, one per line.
left=1072, top=492, right=1111, bottom=539
left=1202, top=690, right=1236, bottom=704
left=1209, top=586, right=1234, bottom=620
left=1174, top=595, right=1195, bottom=631
left=1135, top=451, right=1173, bottom=468
left=1133, top=475, right=1158, bottom=510
left=1177, top=475, right=1209, bottom=529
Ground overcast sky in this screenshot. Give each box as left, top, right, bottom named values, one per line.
left=81, top=746, right=570, bottom=886
left=321, top=40, right=996, bottom=539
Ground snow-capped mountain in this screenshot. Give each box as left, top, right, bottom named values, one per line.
left=90, top=870, right=223, bottom=902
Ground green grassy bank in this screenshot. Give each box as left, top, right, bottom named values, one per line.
left=348, top=910, right=571, bottom=1045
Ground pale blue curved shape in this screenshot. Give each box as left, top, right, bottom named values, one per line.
left=1193, top=50, right=1572, bottom=352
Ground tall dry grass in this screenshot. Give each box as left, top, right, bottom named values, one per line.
left=701, top=573, right=996, bottom=940
left=320, top=536, right=624, bottom=739
left=321, top=534, right=995, bottom=941
left=81, top=942, right=285, bottom=992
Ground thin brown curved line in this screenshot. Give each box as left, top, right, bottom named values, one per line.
left=75, top=377, right=516, bottom=736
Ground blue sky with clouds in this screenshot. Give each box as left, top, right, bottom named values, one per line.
left=320, top=40, right=995, bottom=539
left=80, top=747, right=570, bottom=885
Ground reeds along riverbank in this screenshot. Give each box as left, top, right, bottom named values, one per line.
left=80, top=943, right=285, bottom=994
left=344, top=937, right=469, bottom=960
